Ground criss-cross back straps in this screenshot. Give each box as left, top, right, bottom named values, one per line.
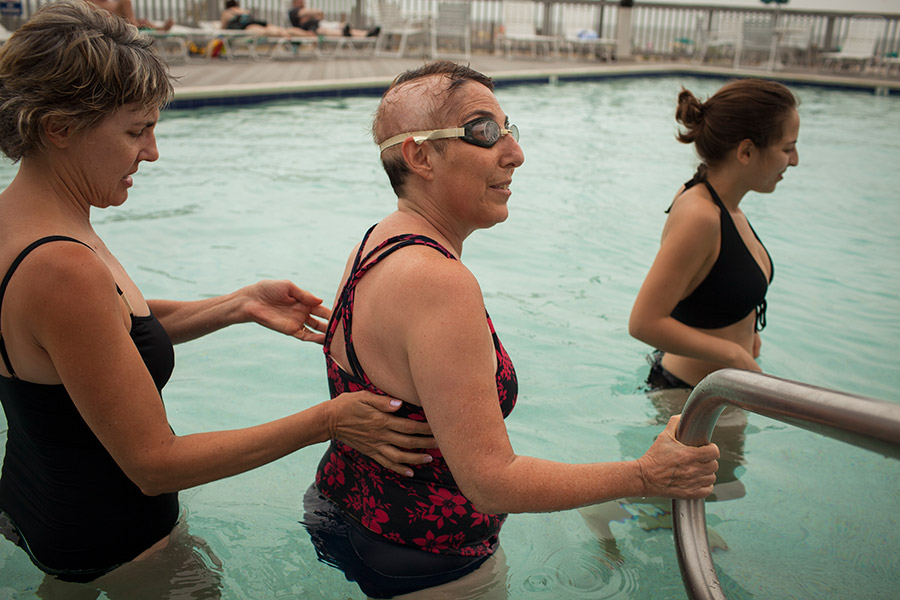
left=327, top=225, right=455, bottom=384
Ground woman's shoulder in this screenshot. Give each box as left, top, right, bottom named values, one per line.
left=382, top=241, right=476, bottom=292
left=661, top=186, right=721, bottom=249
left=2, top=237, right=113, bottom=302
left=667, top=184, right=721, bottom=224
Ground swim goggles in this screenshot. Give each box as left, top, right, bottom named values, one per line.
left=378, top=117, right=519, bottom=152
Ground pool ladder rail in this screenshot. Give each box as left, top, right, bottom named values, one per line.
left=671, top=369, right=900, bottom=600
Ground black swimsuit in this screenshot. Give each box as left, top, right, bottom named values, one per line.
left=226, top=12, right=268, bottom=29
left=0, top=236, right=178, bottom=582
left=670, top=178, right=773, bottom=332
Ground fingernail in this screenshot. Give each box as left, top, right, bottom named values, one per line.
left=390, top=399, right=402, bottom=407
left=405, top=469, right=413, bottom=477
left=423, top=455, right=433, bottom=463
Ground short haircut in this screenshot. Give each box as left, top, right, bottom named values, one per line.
left=0, top=0, right=173, bottom=161
left=373, top=61, right=495, bottom=195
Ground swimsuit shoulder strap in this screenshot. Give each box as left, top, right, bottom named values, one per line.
left=700, top=180, right=727, bottom=212
left=666, top=175, right=710, bottom=214
left=0, top=236, right=94, bottom=379
left=327, top=225, right=455, bottom=383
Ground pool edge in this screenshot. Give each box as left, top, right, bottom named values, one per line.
left=170, top=63, right=900, bottom=109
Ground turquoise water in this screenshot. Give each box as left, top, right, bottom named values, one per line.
left=0, top=76, right=898, bottom=599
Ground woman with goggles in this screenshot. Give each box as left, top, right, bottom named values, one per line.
left=302, top=61, right=719, bottom=599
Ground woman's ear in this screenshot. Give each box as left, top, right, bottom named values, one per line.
left=43, top=115, right=73, bottom=148
left=735, top=139, right=755, bottom=166
left=400, top=138, right=435, bottom=182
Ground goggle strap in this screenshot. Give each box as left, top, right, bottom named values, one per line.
left=378, top=128, right=464, bottom=152
left=378, top=125, right=514, bottom=152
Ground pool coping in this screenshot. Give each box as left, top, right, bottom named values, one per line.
left=170, top=62, right=900, bottom=109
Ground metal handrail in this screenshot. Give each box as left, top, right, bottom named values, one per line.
left=671, top=369, right=900, bottom=600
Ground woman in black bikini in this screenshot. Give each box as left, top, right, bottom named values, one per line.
left=630, top=78, right=799, bottom=390
left=582, top=80, right=800, bottom=554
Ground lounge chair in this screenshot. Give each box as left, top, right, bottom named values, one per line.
left=197, top=20, right=267, bottom=59
left=195, top=20, right=319, bottom=61
left=148, top=24, right=220, bottom=63
left=557, top=3, right=615, bottom=62
left=499, top=0, right=558, bottom=59
left=315, top=33, right=377, bottom=59
left=822, top=16, right=886, bottom=72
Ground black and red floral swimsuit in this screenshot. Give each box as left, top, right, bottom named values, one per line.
left=314, top=224, right=518, bottom=558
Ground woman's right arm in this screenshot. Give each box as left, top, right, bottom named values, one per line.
left=628, top=196, right=759, bottom=372
left=23, top=248, right=432, bottom=494
left=378, top=255, right=719, bottom=516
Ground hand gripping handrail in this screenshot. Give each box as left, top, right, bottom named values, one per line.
left=671, top=368, right=900, bottom=600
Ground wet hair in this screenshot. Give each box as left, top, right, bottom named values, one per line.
left=373, top=61, right=495, bottom=195
left=676, top=78, right=797, bottom=180
left=225, top=0, right=240, bottom=9
left=0, top=0, right=173, bottom=162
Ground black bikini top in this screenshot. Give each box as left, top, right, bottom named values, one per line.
left=669, top=179, right=773, bottom=332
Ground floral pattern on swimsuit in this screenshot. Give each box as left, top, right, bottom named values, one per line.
left=313, top=225, right=518, bottom=557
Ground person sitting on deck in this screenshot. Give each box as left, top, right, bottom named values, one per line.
left=287, top=0, right=380, bottom=38
left=220, top=0, right=315, bottom=38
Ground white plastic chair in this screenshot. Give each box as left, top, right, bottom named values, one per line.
left=734, top=15, right=776, bottom=69
left=0, top=22, right=13, bottom=46
left=374, top=0, right=426, bottom=58
left=430, top=2, right=471, bottom=60
left=499, top=1, right=558, bottom=59
left=822, top=17, right=886, bottom=71
left=693, top=13, right=741, bottom=64
left=773, top=19, right=813, bottom=69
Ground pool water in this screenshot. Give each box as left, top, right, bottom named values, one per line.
left=1, top=76, right=898, bottom=599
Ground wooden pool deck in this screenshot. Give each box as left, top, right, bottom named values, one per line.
left=167, top=52, right=900, bottom=108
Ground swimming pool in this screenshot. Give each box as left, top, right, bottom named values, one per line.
left=0, top=75, right=898, bottom=599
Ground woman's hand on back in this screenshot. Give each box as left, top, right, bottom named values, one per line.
left=327, top=391, right=437, bottom=477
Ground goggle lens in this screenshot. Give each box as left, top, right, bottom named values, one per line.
left=462, top=118, right=519, bottom=148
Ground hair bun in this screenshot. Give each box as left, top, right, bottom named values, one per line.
left=676, top=89, right=704, bottom=127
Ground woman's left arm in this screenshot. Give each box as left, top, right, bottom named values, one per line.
left=148, top=279, right=330, bottom=345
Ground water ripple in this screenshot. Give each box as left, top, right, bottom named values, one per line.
left=99, top=204, right=201, bottom=223
left=512, top=542, right=639, bottom=599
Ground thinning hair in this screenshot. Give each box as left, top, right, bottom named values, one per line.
left=0, top=0, right=173, bottom=161
left=373, top=61, right=495, bottom=195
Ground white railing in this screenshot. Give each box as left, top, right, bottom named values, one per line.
left=2, top=0, right=899, bottom=63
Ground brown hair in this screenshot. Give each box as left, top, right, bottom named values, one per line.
left=373, top=61, right=495, bottom=195
left=0, top=0, right=173, bottom=162
left=676, top=78, right=797, bottom=180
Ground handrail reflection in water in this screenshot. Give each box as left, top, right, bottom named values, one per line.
left=671, top=369, right=900, bottom=600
